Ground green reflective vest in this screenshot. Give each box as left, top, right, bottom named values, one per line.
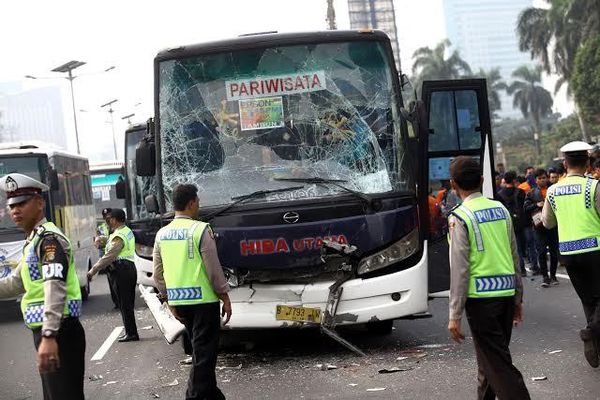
left=20, top=221, right=82, bottom=329
left=98, top=222, right=109, bottom=237
left=547, top=175, right=600, bottom=255
left=452, top=196, right=516, bottom=298
left=107, top=225, right=135, bottom=262
left=156, top=218, right=219, bottom=306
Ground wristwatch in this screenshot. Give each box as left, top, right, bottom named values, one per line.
left=41, top=329, right=57, bottom=338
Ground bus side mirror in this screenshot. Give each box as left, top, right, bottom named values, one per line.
left=115, top=176, right=126, bottom=199
left=136, top=119, right=156, bottom=177
left=48, top=167, right=59, bottom=191
left=144, top=194, right=159, bottom=215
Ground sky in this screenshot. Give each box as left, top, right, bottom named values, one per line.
left=0, top=0, right=568, bottom=161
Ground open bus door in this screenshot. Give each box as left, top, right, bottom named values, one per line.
left=416, top=79, right=496, bottom=297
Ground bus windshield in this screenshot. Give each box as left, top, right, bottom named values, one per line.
left=158, top=40, right=412, bottom=209
left=0, top=156, right=44, bottom=230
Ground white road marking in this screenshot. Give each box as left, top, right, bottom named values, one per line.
left=556, top=273, right=570, bottom=280
left=91, top=326, right=123, bottom=361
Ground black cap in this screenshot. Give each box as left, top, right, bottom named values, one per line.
left=110, top=208, right=126, bottom=222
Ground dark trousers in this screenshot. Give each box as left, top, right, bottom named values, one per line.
left=107, top=271, right=120, bottom=309
left=563, top=251, right=600, bottom=340
left=516, top=227, right=538, bottom=270
left=174, top=302, right=225, bottom=400
left=534, top=227, right=559, bottom=279
left=33, top=318, right=86, bottom=400
left=465, top=297, right=530, bottom=400
left=111, top=261, right=138, bottom=337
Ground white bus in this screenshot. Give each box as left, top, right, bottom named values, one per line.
left=0, top=142, right=98, bottom=300
left=90, top=161, right=126, bottom=221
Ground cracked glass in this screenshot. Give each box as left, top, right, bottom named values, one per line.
left=158, top=40, right=412, bottom=209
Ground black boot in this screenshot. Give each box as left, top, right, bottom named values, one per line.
left=580, top=328, right=599, bottom=368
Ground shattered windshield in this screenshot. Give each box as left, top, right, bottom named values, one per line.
left=159, top=40, right=412, bottom=209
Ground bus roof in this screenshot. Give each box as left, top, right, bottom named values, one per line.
left=155, top=30, right=390, bottom=62
left=0, top=142, right=88, bottom=161
left=90, top=161, right=124, bottom=173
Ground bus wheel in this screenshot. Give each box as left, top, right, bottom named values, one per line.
left=366, top=319, right=394, bottom=335
left=81, top=265, right=91, bottom=301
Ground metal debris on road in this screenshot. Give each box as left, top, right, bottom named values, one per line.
left=104, top=381, right=118, bottom=385
left=378, top=366, right=413, bottom=374
left=417, top=344, right=445, bottom=349
left=140, top=325, right=154, bottom=330
left=88, top=375, right=103, bottom=381
left=348, top=383, right=358, bottom=387
left=366, top=387, right=386, bottom=392
left=316, top=364, right=338, bottom=370
left=531, top=376, right=548, bottom=381
left=222, top=379, right=231, bottom=383
left=216, top=364, right=242, bottom=371
left=179, top=356, right=193, bottom=365
left=151, top=394, right=160, bottom=398
left=162, top=378, right=179, bottom=387
left=548, top=350, right=562, bottom=354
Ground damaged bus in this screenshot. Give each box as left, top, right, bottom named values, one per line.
left=131, top=30, right=496, bottom=339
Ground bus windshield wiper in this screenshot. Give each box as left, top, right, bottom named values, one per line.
left=274, top=177, right=374, bottom=209
left=203, top=185, right=305, bottom=221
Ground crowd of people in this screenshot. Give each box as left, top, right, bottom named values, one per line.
left=494, top=144, right=600, bottom=288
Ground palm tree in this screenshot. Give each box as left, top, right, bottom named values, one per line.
left=411, top=39, right=472, bottom=91
left=517, top=0, right=600, bottom=141
left=507, top=65, right=554, bottom=134
left=472, top=68, right=507, bottom=117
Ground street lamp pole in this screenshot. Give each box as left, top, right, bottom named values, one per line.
left=101, top=99, right=119, bottom=159
left=51, top=61, right=86, bottom=154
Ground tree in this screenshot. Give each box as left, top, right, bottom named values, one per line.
left=411, top=39, right=472, bottom=91
left=517, top=0, right=600, bottom=141
left=472, top=68, right=507, bottom=117
left=571, top=35, right=600, bottom=125
left=507, top=65, right=554, bottom=135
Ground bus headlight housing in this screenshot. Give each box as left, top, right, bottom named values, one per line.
left=135, top=243, right=154, bottom=259
left=357, top=228, right=419, bottom=275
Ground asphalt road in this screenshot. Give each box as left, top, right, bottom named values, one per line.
left=1, top=269, right=599, bottom=400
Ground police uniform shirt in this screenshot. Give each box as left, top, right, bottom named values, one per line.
left=448, top=193, right=524, bottom=321
left=89, top=235, right=125, bottom=276
left=0, top=218, right=72, bottom=333
left=542, top=173, right=600, bottom=229
left=152, top=216, right=230, bottom=298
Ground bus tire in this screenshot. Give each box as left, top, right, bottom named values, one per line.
left=366, top=319, right=394, bottom=335
left=81, top=262, right=91, bottom=301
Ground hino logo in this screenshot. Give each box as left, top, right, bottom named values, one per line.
left=282, top=211, right=300, bottom=224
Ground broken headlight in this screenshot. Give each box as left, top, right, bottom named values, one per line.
left=357, top=228, right=419, bottom=275
left=135, top=243, right=154, bottom=259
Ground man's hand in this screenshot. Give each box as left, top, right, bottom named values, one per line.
left=169, top=305, right=185, bottom=324
left=448, top=318, right=465, bottom=343
left=86, top=271, right=94, bottom=282
left=37, top=337, right=60, bottom=373
left=513, top=303, right=524, bottom=327
left=220, top=294, right=232, bottom=326
left=537, top=201, right=544, bottom=208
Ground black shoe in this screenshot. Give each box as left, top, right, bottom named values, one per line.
left=541, top=277, right=551, bottom=288
left=532, top=269, right=542, bottom=276
left=118, top=335, right=140, bottom=343
left=580, top=329, right=599, bottom=368
left=117, top=333, right=127, bottom=340
left=520, top=269, right=527, bottom=277
left=551, top=277, right=559, bottom=286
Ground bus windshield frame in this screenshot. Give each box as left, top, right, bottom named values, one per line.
left=156, top=34, right=413, bottom=211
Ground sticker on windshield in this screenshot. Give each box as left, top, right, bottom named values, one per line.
left=226, top=71, right=326, bottom=101
left=239, top=97, right=285, bottom=131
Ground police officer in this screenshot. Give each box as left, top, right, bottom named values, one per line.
left=446, top=157, right=530, bottom=400
left=0, top=173, right=85, bottom=400
left=542, top=141, right=600, bottom=368
left=94, top=208, right=119, bottom=310
left=88, top=208, right=139, bottom=342
left=153, top=184, right=232, bottom=400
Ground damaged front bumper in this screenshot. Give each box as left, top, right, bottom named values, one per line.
left=225, top=241, right=428, bottom=329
